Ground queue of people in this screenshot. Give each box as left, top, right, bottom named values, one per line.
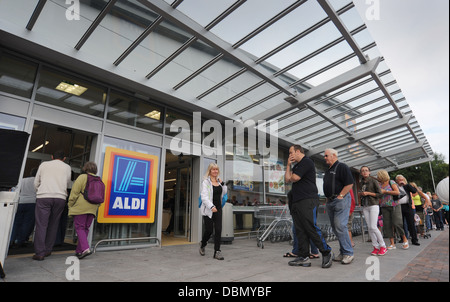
left=199, top=144, right=447, bottom=268
left=278, top=145, right=448, bottom=269
left=357, top=169, right=448, bottom=257
left=10, top=147, right=447, bottom=268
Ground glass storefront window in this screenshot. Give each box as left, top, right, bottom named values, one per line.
left=107, top=91, right=164, bottom=133
left=0, top=53, right=37, bottom=99
left=0, top=112, right=26, bottom=131
left=263, top=146, right=326, bottom=205
left=164, top=109, right=193, bottom=138
left=93, top=136, right=162, bottom=249
left=225, top=134, right=265, bottom=232
left=315, top=159, right=328, bottom=201
left=225, top=143, right=264, bottom=206
left=263, top=148, right=292, bottom=206
left=35, top=67, right=106, bottom=118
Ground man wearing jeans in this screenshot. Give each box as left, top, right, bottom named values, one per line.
left=33, top=150, right=71, bottom=260
left=323, top=149, right=354, bottom=264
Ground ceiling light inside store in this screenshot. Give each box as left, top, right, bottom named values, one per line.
left=32, top=140, right=49, bottom=152
left=145, top=110, right=161, bottom=120
left=55, top=81, right=88, bottom=96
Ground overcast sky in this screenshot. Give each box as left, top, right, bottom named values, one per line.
left=353, top=0, right=449, bottom=163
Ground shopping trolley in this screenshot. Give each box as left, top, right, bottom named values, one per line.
left=255, top=205, right=292, bottom=248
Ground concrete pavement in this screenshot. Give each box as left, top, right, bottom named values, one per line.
left=1, top=228, right=448, bottom=283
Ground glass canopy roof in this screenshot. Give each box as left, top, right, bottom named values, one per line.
left=2, top=0, right=433, bottom=172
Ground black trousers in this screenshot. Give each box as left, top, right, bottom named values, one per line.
left=201, top=211, right=222, bottom=252
left=291, top=198, right=331, bottom=258
left=401, top=203, right=419, bottom=243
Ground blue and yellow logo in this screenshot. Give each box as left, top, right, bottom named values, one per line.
left=98, top=147, right=159, bottom=223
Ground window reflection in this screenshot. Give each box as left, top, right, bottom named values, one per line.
left=0, top=53, right=37, bottom=99
left=36, top=67, right=106, bottom=117
left=0, top=112, right=26, bottom=131
left=107, top=90, right=164, bottom=133
left=164, top=109, right=194, bottom=138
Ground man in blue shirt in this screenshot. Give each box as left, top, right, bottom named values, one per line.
left=285, top=145, right=333, bottom=268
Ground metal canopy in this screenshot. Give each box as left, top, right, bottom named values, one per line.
left=22, top=0, right=433, bottom=172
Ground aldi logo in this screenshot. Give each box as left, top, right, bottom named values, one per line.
left=98, top=147, right=159, bottom=223
left=114, top=157, right=148, bottom=195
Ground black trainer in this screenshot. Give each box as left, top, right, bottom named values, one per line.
left=322, top=251, right=334, bottom=268
left=288, top=257, right=311, bottom=267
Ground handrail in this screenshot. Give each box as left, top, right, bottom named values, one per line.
left=93, top=236, right=161, bottom=253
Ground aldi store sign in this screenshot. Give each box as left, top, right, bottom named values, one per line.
left=98, top=147, right=158, bottom=223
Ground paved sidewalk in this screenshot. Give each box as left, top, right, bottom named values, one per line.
left=390, top=228, right=449, bottom=282
left=1, top=228, right=448, bottom=283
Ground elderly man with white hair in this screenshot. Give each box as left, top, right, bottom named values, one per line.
left=322, top=148, right=355, bottom=264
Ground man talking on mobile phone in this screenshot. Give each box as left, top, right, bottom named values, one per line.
left=285, top=145, right=333, bottom=268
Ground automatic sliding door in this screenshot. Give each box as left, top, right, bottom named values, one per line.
left=174, top=166, right=191, bottom=238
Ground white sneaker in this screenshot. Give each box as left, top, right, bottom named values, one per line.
left=341, top=255, right=354, bottom=264
left=199, top=243, right=205, bottom=256
left=214, top=250, right=224, bottom=260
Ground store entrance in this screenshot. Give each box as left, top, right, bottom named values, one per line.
left=8, top=121, right=96, bottom=256
left=162, top=151, right=194, bottom=246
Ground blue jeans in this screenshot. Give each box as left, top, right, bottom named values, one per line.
left=291, top=224, right=319, bottom=255
left=326, top=194, right=353, bottom=256
left=434, top=210, right=444, bottom=229
left=10, top=203, right=36, bottom=244
left=425, top=213, right=433, bottom=231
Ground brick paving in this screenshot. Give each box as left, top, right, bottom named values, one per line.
left=390, top=228, right=449, bottom=282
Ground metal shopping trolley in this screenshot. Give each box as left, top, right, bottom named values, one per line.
left=255, top=205, right=292, bottom=248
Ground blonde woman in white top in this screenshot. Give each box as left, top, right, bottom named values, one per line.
left=199, top=163, right=227, bottom=260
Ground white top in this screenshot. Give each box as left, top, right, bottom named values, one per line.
left=18, top=176, right=37, bottom=204
left=34, top=159, right=72, bottom=200
left=200, top=177, right=227, bottom=218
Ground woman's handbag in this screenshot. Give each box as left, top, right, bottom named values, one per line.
left=397, top=186, right=408, bottom=204
left=390, top=181, right=405, bottom=201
